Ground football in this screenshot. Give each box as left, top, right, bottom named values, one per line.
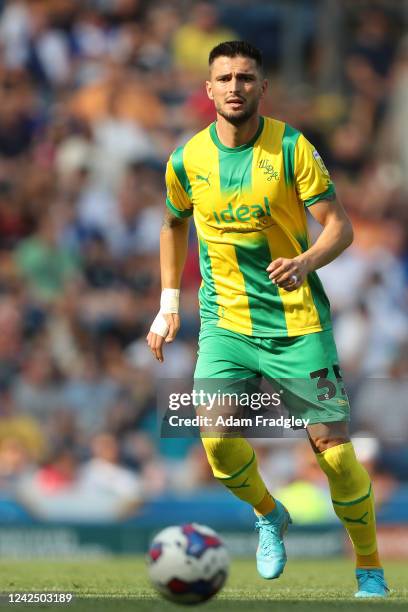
left=147, top=523, right=229, bottom=604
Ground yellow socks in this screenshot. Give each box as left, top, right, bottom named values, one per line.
left=316, top=442, right=381, bottom=569
left=254, top=490, right=276, bottom=516
left=201, top=436, right=275, bottom=515
left=356, top=550, right=381, bottom=568
left=203, top=436, right=380, bottom=567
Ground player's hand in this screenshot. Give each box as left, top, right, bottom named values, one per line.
left=163, top=313, right=180, bottom=343
left=146, top=314, right=180, bottom=362
left=266, top=256, right=309, bottom=291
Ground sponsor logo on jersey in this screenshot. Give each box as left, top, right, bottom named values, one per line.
left=258, top=159, right=280, bottom=181
left=213, top=197, right=272, bottom=224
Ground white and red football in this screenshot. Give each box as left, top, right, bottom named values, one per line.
left=147, top=523, right=229, bottom=604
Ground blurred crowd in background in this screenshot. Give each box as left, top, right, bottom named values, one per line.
left=0, top=0, right=407, bottom=522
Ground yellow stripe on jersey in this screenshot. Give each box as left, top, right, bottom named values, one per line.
left=206, top=240, right=252, bottom=335
left=248, top=120, right=321, bottom=334
left=264, top=230, right=322, bottom=335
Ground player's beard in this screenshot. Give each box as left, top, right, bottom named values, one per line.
left=216, top=98, right=259, bottom=126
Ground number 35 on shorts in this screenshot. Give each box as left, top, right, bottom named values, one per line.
left=309, top=364, right=347, bottom=402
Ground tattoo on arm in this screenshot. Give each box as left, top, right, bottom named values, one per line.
left=321, top=194, right=336, bottom=202
left=162, top=208, right=187, bottom=229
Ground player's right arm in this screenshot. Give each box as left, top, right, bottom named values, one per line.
left=146, top=150, right=193, bottom=362
left=146, top=210, right=189, bottom=362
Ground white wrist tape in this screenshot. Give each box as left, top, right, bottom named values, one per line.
left=160, top=288, right=180, bottom=314
left=150, top=312, right=169, bottom=337
left=150, top=289, right=180, bottom=337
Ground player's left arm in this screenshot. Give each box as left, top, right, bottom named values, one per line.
left=299, top=195, right=354, bottom=271
left=268, top=134, right=353, bottom=291
left=267, top=196, right=353, bottom=290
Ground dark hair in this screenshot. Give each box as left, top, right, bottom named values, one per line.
left=209, top=41, right=263, bottom=72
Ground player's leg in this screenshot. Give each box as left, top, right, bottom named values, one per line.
left=200, top=429, right=291, bottom=580
left=195, top=327, right=290, bottom=579
left=260, top=329, right=387, bottom=595
left=195, top=328, right=275, bottom=516
left=308, top=423, right=389, bottom=598
left=200, top=431, right=275, bottom=515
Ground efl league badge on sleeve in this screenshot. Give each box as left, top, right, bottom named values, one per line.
left=313, top=149, right=329, bottom=175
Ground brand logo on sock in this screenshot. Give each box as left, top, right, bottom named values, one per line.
left=344, top=511, right=369, bottom=525
left=225, top=477, right=250, bottom=489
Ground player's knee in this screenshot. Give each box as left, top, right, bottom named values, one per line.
left=312, top=436, right=349, bottom=454
left=200, top=435, right=254, bottom=479
left=316, top=441, right=369, bottom=486
left=201, top=435, right=229, bottom=462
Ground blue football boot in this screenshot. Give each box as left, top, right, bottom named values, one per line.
left=255, top=499, right=292, bottom=579
left=355, top=568, right=389, bottom=598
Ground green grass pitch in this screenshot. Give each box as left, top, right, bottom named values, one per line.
left=0, top=558, right=407, bottom=611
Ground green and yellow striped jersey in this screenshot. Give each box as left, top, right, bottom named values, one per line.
left=165, top=116, right=335, bottom=337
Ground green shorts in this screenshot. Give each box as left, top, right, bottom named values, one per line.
left=194, top=326, right=350, bottom=426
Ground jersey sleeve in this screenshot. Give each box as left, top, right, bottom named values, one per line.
left=165, top=148, right=194, bottom=218
left=294, top=134, right=336, bottom=207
